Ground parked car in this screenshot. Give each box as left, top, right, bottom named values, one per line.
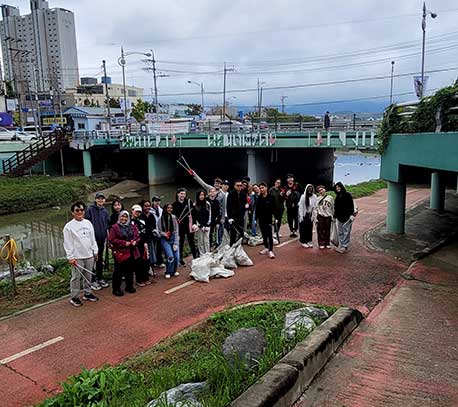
left=0, top=127, right=19, bottom=141
left=14, top=132, right=38, bottom=142
left=0, top=127, right=37, bottom=142
left=214, top=120, right=249, bottom=133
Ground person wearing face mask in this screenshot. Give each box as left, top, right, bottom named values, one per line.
left=314, top=185, right=335, bottom=249
left=172, top=188, right=198, bottom=265
left=108, top=210, right=140, bottom=296
left=158, top=203, right=180, bottom=279
left=298, top=184, right=318, bottom=248
left=284, top=174, right=303, bottom=238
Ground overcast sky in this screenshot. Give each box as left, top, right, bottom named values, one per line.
left=6, top=0, right=458, bottom=113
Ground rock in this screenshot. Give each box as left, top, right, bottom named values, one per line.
left=40, top=264, right=55, bottom=274
left=51, top=206, right=61, bottom=210
left=147, top=382, right=208, bottom=407
left=284, top=308, right=317, bottom=340
left=222, top=328, right=266, bottom=369
left=302, top=306, right=329, bottom=321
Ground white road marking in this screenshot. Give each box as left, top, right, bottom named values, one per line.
left=379, top=199, right=387, bottom=204
left=164, top=280, right=196, bottom=294
left=276, top=237, right=299, bottom=248
left=0, top=336, right=64, bottom=365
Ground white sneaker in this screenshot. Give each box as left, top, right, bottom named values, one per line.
left=174, top=272, right=180, bottom=277
left=326, top=245, right=332, bottom=249
left=165, top=274, right=171, bottom=279
left=307, top=242, right=313, bottom=248
left=319, top=246, right=325, bottom=249
left=259, top=248, right=269, bottom=255
left=301, top=243, right=309, bottom=248
left=268, top=251, right=276, bottom=259
left=91, top=281, right=102, bottom=291
left=278, top=233, right=283, bottom=238
left=158, top=263, right=166, bottom=268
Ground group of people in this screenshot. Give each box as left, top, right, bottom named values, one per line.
left=63, top=170, right=357, bottom=307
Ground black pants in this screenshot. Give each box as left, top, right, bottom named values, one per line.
left=287, top=206, right=299, bottom=233
left=94, top=240, right=105, bottom=281
left=153, top=237, right=163, bottom=265
left=259, top=221, right=273, bottom=251
left=299, top=216, right=313, bottom=244
left=135, top=247, right=149, bottom=284
left=229, top=219, right=244, bottom=246
left=179, top=228, right=197, bottom=260
left=112, top=257, right=134, bottom=293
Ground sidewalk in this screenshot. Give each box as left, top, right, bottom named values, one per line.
left=0, top=187, right=431, bottom=406
left=295, top=223, right=458, bottom=406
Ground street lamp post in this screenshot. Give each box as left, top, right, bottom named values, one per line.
left=187, top=80, right=204, bottom=113
left=118, top=47, right=151, bottom=130
left=420, top=2, right=437, bottom=98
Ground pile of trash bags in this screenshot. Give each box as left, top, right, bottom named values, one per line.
left=190, top=238, right=253, bottom=283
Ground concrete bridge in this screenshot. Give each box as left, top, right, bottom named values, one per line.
left=71, top=129, right=378, bottom=186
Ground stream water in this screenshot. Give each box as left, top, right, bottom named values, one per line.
left=0, top=152, right=380, bottom=271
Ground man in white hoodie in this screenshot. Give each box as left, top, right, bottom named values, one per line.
left=63, top=202, right=99, bottom=307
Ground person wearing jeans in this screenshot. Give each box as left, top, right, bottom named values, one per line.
left=63, top=201, right=99, bottom=307
left=159, top=203, right=180, bottom=278
left=334, top=182, right=357, bottom=253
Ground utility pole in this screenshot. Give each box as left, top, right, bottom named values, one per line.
left=119, top=46, right=128, bottom=127
left=151, top=49, right=159, bottom=114
left=389, top=61, right=395, bottom=105
left=420, top=2, right=437, bottom=98
left=102, top=60, right=111, bottom=129
left=280, top=95, right=288, bottom=114
left=222, top=62, right=227, bottom=120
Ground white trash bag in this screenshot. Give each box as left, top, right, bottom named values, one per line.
left=210, top=265, right=235, bottom=279
left=233, top=239, right=254, bottom=267
left=190, top=254, right=214, bottom=283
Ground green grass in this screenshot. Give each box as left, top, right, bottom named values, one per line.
left=39, top=301, right=337, bottom=407
left=0, top=176, right=110, bottom=215
left=344, top=179, right=387, bottom=199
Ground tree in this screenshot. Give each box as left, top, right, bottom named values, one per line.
left=185, top=103, right=202, bottom=116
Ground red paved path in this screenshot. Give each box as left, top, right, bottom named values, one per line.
left=0, top=188, right=429, bottom=406
left=295, top=238, right=458, bottom=407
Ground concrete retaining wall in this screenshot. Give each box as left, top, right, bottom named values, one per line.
left=231, top=307, right=362, bottom=407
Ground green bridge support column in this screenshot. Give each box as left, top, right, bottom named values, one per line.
left=386, top=181, right=406, bottom=234
left=148, top=152, right=176, bottom=185
left=430, top=171, right=445, bottom=211
left=82, top=150, right=92, bottom=177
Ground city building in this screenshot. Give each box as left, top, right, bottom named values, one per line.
left=63, top=106, right=124, bottom=131
left=65, top=77, right=144, bottom=108
left=0, top=0, right=79, bottom=94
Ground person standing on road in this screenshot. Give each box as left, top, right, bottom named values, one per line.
left=334, top=182, right=357, bottom=253
left=109, top=199, right=124, bottom=229
left=159, top=203, right=180, bottom=279
left=314, top=185, right=334, bottom=249
left=63, top=202, right=99, bottom=307
left=192, top=190, right=212, bottom=256
left=151, top=196, right=165, bottom=269
left=172, top=188, right=197, bottom=265
left=298, top=184, right=318, bottom=248
left=218, top=180, right=230, bottom=245
left=140, top=199, right=157, bottom=277
left=285, top=174, right=302, bottom=238
left=256, top=182, right=276, bottom=259
left=324, top=111, right=331, bottom=132
left=226, top=180, right=248, bottom=246
left=207, top=187, right=221, bottom=249
left=108, top=210, right=140, bottom=296
left=85, top=192, right=110, bottom=290
left=269, top=178, right=285, bottom=238
left=131, top=204, right=151, bottom=287
left=249, top=184, right=260, bottom=237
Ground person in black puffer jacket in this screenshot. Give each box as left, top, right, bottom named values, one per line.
left=334, top=182, right=358, bottom=253
left=192, top=190, right=212, bottom=256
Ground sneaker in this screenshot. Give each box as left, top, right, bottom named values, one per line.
left=157, top=263, right=166, bottom=268
left=137, top=282, right=146, bottom=287
left=319, top=246, right=325, bottom=249
left=268, top=251, right=276, bottom=259
left=179, top=260, right=186, bottom=267
left=290, top=232, right=298, bottom=238
left=82, top=293, right=99, bottom=302
left=70, top=297, right=82, bottom=307
left=326, top=245, right=332, bottom=249
left=112, top=290, right=124, bottom=297
left=307, top=242, right=313, bottom=248
left=259, top=248, right=269, bottom=255
left=336, top=247, right=347, bottom=254
left=165, top=274, right=171, bottom=279
left=174, top=272, right=180, bottom=277
left=301, top=243, right=310, bottom=248
left=91, top=281, right=102, bottom=291
left=278, top=233, right=283, bottom=238
left=98, top=279, right=109, bottom=289
left=145, top=280, right=152, bottom=285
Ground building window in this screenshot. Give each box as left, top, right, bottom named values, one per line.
left=77, top=123, right=85, bottom=130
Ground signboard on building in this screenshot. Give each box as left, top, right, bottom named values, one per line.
left=43, top=117, right=67, bottom=126
left=0, top=113, right=13, bottom=126
left=39, top=100, right=53, bottom=108
left=144, top=113, right=170, bottom=122
left=119, top=98, right=132, bottom=112
left=147, top=121, right=190, bottom=134
left=111, top=116, right=126, bottom=125
left=6, top=99, right=17, bottom=112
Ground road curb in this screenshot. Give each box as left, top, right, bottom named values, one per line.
left=230, top=307, right=363, bottom=407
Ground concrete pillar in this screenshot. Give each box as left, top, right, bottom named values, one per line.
left=246, top=149, right=257, bottom=183
left=430, top=171, right=445, bottom=211
left=148, top=152, right=176, bottom=185
left=82, top=150, right=92, bottom=177
left=386, top=181, right=406, bottom=234
left=456, top=173, right=458, bottom=194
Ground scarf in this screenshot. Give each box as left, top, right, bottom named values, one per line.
left=117, top=210, right=133, bottom=240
